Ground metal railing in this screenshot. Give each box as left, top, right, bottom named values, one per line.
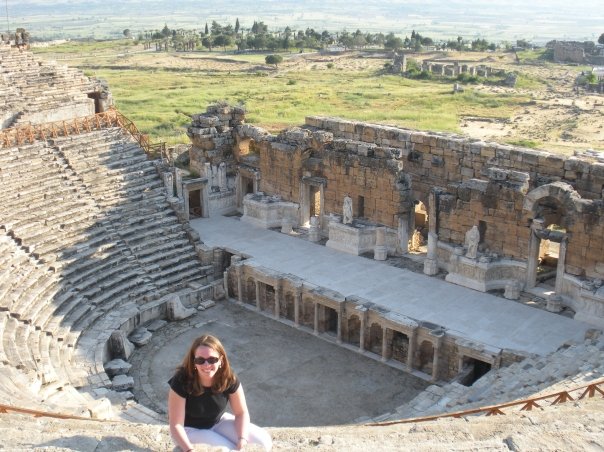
left=0, top=378, right=601, bottom=425
left=0, top=108, right=165, bottom=157
left=365, top=378, right=604, bottom=426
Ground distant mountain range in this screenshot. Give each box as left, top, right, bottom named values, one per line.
left=5, top=0, right=603, bottom=43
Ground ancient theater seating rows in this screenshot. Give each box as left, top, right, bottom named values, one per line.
left=0, top=127, right=211, bottom=414
left=0, top=47, right=96, bottom=128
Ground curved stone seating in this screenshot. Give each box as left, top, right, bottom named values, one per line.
left=0, top=48, right=96, bottom=128
left=0, top=125, right=213, bottom=416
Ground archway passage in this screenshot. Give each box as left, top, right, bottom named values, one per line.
left=346, top=315, right=361, bottom=347
left=245, top=278, right=256, bottom=306
left=527, top=194, right=570, bottom=291
left=537, top=224, right=566, bottom=287
left=524, top=183, right=578, bottom=291
left=366, top=323, right=383, bottom=355
left=417, top=340, right=434, bottom=375
left=409, top=200, right=428, bottom=254
left=188, top=189, right=202, bottom=218
left=281, top=292, right=295, bottom=322
left=391, top=331, right=410, bottom=364
left=320, top=305, right=338, bottom=336
left=458, top=357, right=492, bottom=387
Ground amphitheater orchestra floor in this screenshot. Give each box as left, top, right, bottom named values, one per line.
left=191, top=215, right=592, bottom=356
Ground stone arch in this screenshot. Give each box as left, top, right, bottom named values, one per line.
left=523, top=182, right=580, bottom=221
left=301, top=297, right=314, bottom=328
left=346, top=315, right=361, bottom=347
left=281, top=291, right=295, bottom=322
left=365, top=322, right=383, bottom=355
left=245, top=277, right=256, bottom=306
left=391, top=330, right=410, bottom=364
left=260, top=283, right=275, bottom=314
left=417, top=340, right=434, bottom=374
left=524, top=182, right=578, bottom=291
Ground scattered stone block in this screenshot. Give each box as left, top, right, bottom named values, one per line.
left=112, top=374, right=134, bottom=392
left=198, top=300, right=216, bottom=311
left=166, top=294, right=196, bottom=320
left=109, top=331, right=135, bottom=360
left=146, top=319, right=168, bottom=332
left=104, top=359, right=132, bottom=377
left=128, top=327, right=152, bottom=347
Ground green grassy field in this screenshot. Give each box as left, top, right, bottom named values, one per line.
left=33, top=43, right=529, bottom=145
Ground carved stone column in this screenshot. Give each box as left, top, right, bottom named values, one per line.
left=381, top=328, right=390, bottom=362
left=430, top=333, right=444, bottom=382
left=406, top=328, right=417, bottom=370
left=337, top=304, right=343, bottom=344
left=526, top=219, right=544, bottom=289
left=313, top=302, right=319, bottom=335
left=223, top=271, right=229, bottom=299
left=357, top=306, right=367, bottom=352
left=255, top=280, right=261, bottom=311
left=274, top=283, right=281, bottom=319
left=294, top=287, right=302, bottom=327
left=236, top=265, right=243, bottom=303
left=374, top=227, right=387, bottom=261
left=398, top=215, right=409, bottom=254
left=424, top=190, right=440, bottom=275
left=555, top=236, right=568, bottom=294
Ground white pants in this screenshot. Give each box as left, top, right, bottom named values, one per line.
left=179, top=413, right=272, bottom=451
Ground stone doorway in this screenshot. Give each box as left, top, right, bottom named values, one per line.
left=366, top=323, right=383, bottom=355
left=458, top=357, right=492, bottom=386
left=525, top=183, right=576, bottom=293
left=417, top=340, right=434, bottom=375
left=346, top=315, right=361, bottom=347
left=409, top=200, right=428, bottom=254
left=390, top=331, right=410, bottom=364
left=300, top=177, right=325, bottom=227
left=188, top=189, right=202, bottom=218
left=319, top=305, right=338, bottom=336
left=281, top=292, right=295, bottom=322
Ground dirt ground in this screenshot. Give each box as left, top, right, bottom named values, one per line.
left=450, top=53, right=604, bottom=155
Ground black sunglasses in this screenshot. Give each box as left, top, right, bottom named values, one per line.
left=194, top=356, right=220, bottom=365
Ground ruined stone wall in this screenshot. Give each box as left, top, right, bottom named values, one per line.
left=319, top=146, right=404, bottom=227
left=306, top=116, right=604, bottom=203
left=258, top=141, right=305, bottom=202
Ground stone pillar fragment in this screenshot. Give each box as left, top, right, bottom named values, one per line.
left=374, top=227, right=387, bottom=261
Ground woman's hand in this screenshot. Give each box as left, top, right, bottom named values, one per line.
left=235, top=437, right=248, bottom=450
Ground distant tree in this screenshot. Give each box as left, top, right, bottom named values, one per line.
left=202, top=35, right=213, bottom=51
left=265, top=54, right=283, bottom=67
left=161, top=24, right=170, bottom=38
left=204, top=23, right=209, bottom=35
left=213, top=34, right=232, bottom=51
left=123, top=29, right=131, bottom=38
left=384, top=33, right=403, bottom=51
left=598, top=33, right=604, bottom=45
left=235, top=18, right=240, bottom=35
left=339, top=31, right=354, bottom=50
left=211, top=21, right=223, bottom=36
left=516, top=39, right=531, bottom=49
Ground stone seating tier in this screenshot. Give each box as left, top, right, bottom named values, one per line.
left=0, top=126, right=210, bottom=413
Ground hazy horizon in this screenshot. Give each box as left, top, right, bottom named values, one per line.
left=4, top=0, right=603, bottom=43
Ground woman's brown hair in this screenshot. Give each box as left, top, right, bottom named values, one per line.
left=177, top=334, right=237, bottom=396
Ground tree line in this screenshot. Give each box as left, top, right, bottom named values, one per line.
left=127, top=20, right=526, bottom=53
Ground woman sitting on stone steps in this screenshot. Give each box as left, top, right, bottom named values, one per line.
left=168, top=334, right=272, bottom=451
